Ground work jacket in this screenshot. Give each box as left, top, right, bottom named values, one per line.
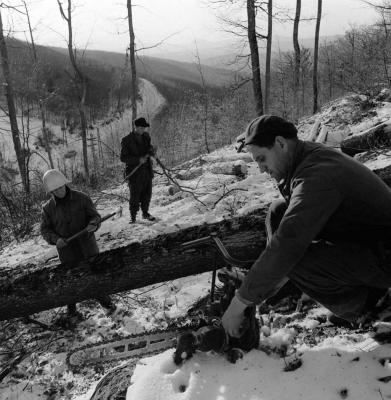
left=238, top=140, right=391, bottom=304
left=120, top=131, right=154, bottom=182
left=40, top=187, right=101, bottom=264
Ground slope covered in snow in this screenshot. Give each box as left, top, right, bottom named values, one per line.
left=2, top=92, right=391, bottom=400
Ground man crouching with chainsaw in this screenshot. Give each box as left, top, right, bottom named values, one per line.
left=223, top=115, right=391, bottom=337
left=40, top=169, right=115, bottom=318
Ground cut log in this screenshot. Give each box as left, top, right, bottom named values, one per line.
left=208, top=160, right=247, bottom=176
left=0, top=209, right=268, bottom=321
left=340, top=122, right=391, bottom=156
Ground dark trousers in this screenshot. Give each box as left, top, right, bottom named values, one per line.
left=267, top=199, right=391, bottom=321
left=128, top=169, right=153, bottom=220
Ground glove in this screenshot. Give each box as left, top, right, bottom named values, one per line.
left=140, top=155, right=149, bottom=164
left=86, top=223, right=97, bottom=233
left=222, top=294, right=248, bottom=338
left=56, top=238, right=68, bottom=248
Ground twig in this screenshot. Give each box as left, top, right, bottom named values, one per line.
left=0, top=351, right=26, bottom=383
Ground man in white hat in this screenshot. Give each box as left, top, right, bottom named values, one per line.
left=40, top=169, right=115, bottom=317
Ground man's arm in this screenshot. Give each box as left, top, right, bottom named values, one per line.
left=40, top=207, right=60, bottom=245
left=238, top=173, right=343, bottom=304
left=83, top=195, right=101, bottom=232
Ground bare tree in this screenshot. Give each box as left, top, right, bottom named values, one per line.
left=194, top=42, right=210, bottom=153
left=23, top=0, right=54, bottom=168
left=247, top=0, right=264, bottom=115
left=265, top=0, right=273, bottom=113
left=127, top=0, right=138, bottom=122
left=293, top=0, right=301, bottom=122
left=313, top=0, right=322, bottom=114
left=57, top=0, right=90, bottom=180
left=0, top=5, right=28, bottom=192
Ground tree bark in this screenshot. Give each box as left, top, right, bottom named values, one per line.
left=265, top=0, right=272, bottom=114
left=0, top=8, right=28, bottom=193
left=340, top=122, right=391, bottom=156
left=58, top=0, right=89, bottom=179
left=313, top=0, right=322, bottom=114
left=127, top=0, right=138, bottom=121
left=247, top=0, right=263, bottom=116
left=293, top=0, right=301, bottom=123
left=0, top=210, right=268, bottom=321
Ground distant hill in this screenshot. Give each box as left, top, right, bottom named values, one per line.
left=49, top=47, right=236, bottom=89
left=2, top=37, right=236, bottom=109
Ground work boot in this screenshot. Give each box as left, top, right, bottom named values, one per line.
left=143, top=213, right=156, bottom=221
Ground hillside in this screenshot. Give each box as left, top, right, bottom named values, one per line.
left=1, top=91, right=391, bottom=399
left=49, top=46, right=236, bottom=89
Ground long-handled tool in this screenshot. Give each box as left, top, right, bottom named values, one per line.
left=121, top=156, right=151, bottom=184
left=65, top=207, right=122, bottom=243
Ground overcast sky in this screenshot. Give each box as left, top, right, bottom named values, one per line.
left=6, top=0, right=379, bottom=55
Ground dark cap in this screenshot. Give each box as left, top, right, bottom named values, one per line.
left=236, top=115, right=297, bottom=152
left=134, top=117, right=150, bottom=127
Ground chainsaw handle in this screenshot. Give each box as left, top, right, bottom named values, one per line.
left=181, top=234, right=253, bottom=268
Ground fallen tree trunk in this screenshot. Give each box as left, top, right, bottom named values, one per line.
left=340, top=122, right=391, bottom=156
left=0, top=210, right=267, bottom=321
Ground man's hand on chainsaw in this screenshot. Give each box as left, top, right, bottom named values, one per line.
left=222, top=295, right=248, bottom=338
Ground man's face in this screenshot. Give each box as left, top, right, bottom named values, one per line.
left=135, top=126, right=147, bottom=134
left=51, top=185, right=66, bottom=198
left=248, top=137, right=289, bottom=181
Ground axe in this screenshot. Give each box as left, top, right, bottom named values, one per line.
left=65, top=207, right=122, bottom=243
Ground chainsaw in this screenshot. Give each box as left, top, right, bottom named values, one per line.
left=67, top=321, right=198, bottom=369
left=67, top=234, right=252, bottom=369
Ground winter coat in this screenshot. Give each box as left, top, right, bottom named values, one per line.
left=40, top=187, right=101, bottom=264
left=238, top=140, right=391, bottom=304
left=120, top=131, right=154, bottom=182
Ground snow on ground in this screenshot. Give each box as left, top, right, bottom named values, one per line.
left=2, top=93, right=391, bottom=399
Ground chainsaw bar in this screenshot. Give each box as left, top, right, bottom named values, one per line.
left=67, top=321, right=198, bottom=369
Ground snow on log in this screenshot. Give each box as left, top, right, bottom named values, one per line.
left=0, top=209, right=267, bottom=321
left=307, top=119, right=321, bottom=142
left=176, top=166, right=203, bottom=180
left=316, top=125, right=328, bottom=144
left=208, top=160, right=247, bottom=176
left=340, top=121, right=391, bottom=156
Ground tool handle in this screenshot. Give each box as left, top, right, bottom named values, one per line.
left=65, top=211, right=117, bottom=243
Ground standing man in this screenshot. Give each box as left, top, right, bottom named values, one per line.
left=120, top=117, right=156, bottom=223
left=40, top=169, right=115, bottom=317
left=222, top=115, right=391, bottom=336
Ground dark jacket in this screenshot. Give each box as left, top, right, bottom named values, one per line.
left=120, top=131, right=154, bottom=181
left=40, top=188, right=101, bottom=264
left=239, top=140, right=391, bottom=304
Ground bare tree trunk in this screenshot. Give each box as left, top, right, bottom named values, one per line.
left=0, top=8, right=28, bottom=192
left=24, top=0, right=54, bottom=169
left=40, top=104, right=54, bottom=168
left=195, top=43, right=210, bottom=153
left=57, top=0, right=89, bottom=180
left=0, top=211, right=267, bottom=320
left=313, top=0, right=322, bottom=114
left=293, top=0, right=301, bottom=123
left=247, top=0, right=263, bottom=116
left=265, top=0, right=273, bottom=114
left=127, top=0, right=138, bottom=121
